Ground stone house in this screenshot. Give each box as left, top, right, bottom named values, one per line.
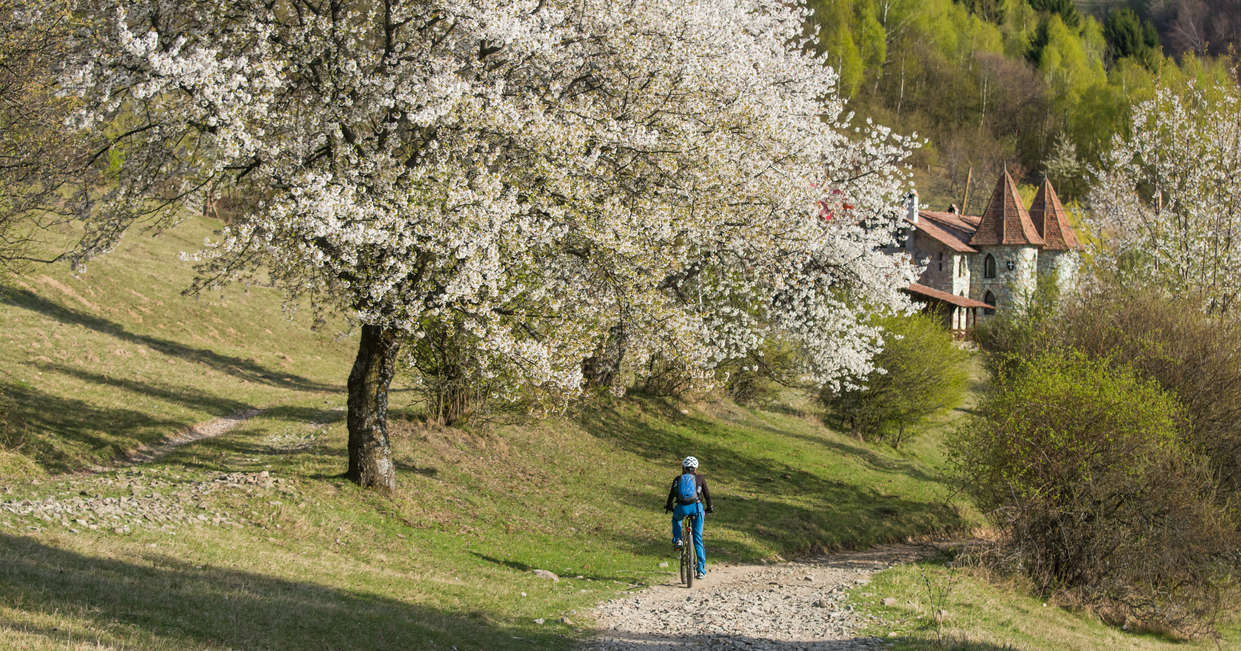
left=903, top=170, right=1081, bottom=335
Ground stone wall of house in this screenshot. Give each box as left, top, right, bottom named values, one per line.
left=1038, top=249, right=1079, bottom=298
left=971, top=245, right=1039, bottom=313
left=912, top=234, right=955, bottom=291
left=951, top=253, right=971, bottom=297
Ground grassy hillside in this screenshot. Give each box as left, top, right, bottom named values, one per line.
left=0, top=217, right=353, bottom=477
left=7, top=215, right=1235, bottom=649
left=851, top=556, right=1241, bottom=649
left=0, top=215, right=976, bottom=648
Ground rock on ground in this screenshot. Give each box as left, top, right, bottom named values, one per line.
left=583, top=545, right=929, bottom=650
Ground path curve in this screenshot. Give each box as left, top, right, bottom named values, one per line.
left=119, top=407, right=264, bottom=466
left=584, top=545, right=931, bottom=650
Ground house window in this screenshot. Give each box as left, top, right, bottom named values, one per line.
left=984, top=254, right=996, bottom=278
left=957, top=256, right=966, bottom=277
left=983, top=290, right=996, bottom=315
left=937, top=251, right=943, bottom=271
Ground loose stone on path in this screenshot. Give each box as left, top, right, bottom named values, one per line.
left=583, top=545, right=929, bottom=650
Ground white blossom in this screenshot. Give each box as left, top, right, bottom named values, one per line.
left=1088, top=83, right=1241, bottom=313
left=61, top=0, right=917, bottom=396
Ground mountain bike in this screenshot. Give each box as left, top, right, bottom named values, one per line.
left=678, top=515, right=695, bottom=588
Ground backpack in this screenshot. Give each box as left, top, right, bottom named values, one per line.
left=676, top=473, right=699, bottom=504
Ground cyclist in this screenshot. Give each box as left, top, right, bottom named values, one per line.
left=664, top=455, right=713, bottom=579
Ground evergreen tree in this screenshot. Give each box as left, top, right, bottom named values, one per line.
left=1102, top=7, right=1159, bottom=67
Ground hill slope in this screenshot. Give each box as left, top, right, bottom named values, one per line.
left=0, top=216, right=973, bottom=648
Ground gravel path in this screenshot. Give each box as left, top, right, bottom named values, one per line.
left=121, top=407, right=265, bottom=465
left=585, top=545, right=930, bottom=650
left=0, top=408, right=338, bottom=535
left=0, top=469, right=289, bottom=534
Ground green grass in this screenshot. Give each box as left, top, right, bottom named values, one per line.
left=0, top=395, right=979, bottom=649
left=850, top=550, right=1241, bottom=649
left=0, top=218, right=350, bottom=476
left=0, top=215, right=974, bottom=648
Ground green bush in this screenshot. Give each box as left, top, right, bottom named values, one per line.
left=821, top=313, right=969, bottom=448
left=977, top=276, right=1241, bottom=500
left=1062, top=286, right=1241, bottom=497
left=635, top=353, right=708, bottom=398
left=404, top=319, right=514, bottom=426
left=953, top=352, right=1236, bottom=636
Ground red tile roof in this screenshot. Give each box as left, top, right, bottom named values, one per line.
left=969, top=170, right=1045, bottom=247
left=1029, top=177, right=1081, bottom=251
left=906, top=217, right=977, bottom=253
left=919, top=210, right=977, bottom=235
left=906, top=283, right=993, bottom=309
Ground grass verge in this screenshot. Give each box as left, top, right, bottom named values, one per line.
left=850, top=554, right=1241, bottom=649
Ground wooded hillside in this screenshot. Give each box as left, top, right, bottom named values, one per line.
left=809, top=0, right=1237, bottom=210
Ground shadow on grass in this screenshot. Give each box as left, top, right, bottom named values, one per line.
left=1, top=374, right=347, bottom=474
left=729, top=412, right=949, bottom=486
left=755, top=402, right=808, bottom=418
left=2, top=288, right=337, bottom=391
left=35, top=363, right=256, bottom=416
left=580, top=398, right=965, bottom=557
left=0, top=534, right=567, bottom=650
left=468, top=552, right=640, bottom=584
left=611, top=486, right=960, bottom=563
left=0, top=381, right=184, bottom=472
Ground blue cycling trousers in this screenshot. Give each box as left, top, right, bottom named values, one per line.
left=672, top=502, right=706, bottom=575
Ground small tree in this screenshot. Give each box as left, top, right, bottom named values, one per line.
left=821, top=313, right=969, bottom=448
left=403, top=318, right=513, bottom=427
left=721, top=337, right=801, bottom=405
left=1088, top=82, right=1241, bottom=314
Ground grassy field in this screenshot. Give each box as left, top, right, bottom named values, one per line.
left=851, top=554, right=1241, bottom=649
left=0, top=216, right=976, bottom=648
left=0, top=217, right=351, bottom=478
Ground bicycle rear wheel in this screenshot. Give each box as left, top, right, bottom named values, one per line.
left=682, top=519, right=694, bottom=588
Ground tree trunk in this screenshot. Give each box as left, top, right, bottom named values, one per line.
left=582, top=322, right=628, bottom=389
left=347, top=324, right=401, bottom=492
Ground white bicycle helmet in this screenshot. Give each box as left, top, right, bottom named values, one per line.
left=682, top=456, right=699, bottom=469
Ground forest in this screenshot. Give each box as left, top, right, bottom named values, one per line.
left=809, top=0, right=1240, bottom=210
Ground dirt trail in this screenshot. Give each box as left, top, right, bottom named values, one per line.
left=585, top=545, right=931, bottom=650
left=118, top=407, right=264, bottom=466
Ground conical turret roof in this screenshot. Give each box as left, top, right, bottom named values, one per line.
left=1029, top=177, right=1080, bottom=251
left=968, top=169, right=1045, bottom=247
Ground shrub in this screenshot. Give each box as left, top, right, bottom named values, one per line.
left=1062, top=286, right=1241, bottom=497
left=821, top=313, right=969, bottom=448
left=635, top=353, right=708, bottom=398
left=404, top=320, right=512, bottom=426
left=953, top=352, right=1236, bottom=635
